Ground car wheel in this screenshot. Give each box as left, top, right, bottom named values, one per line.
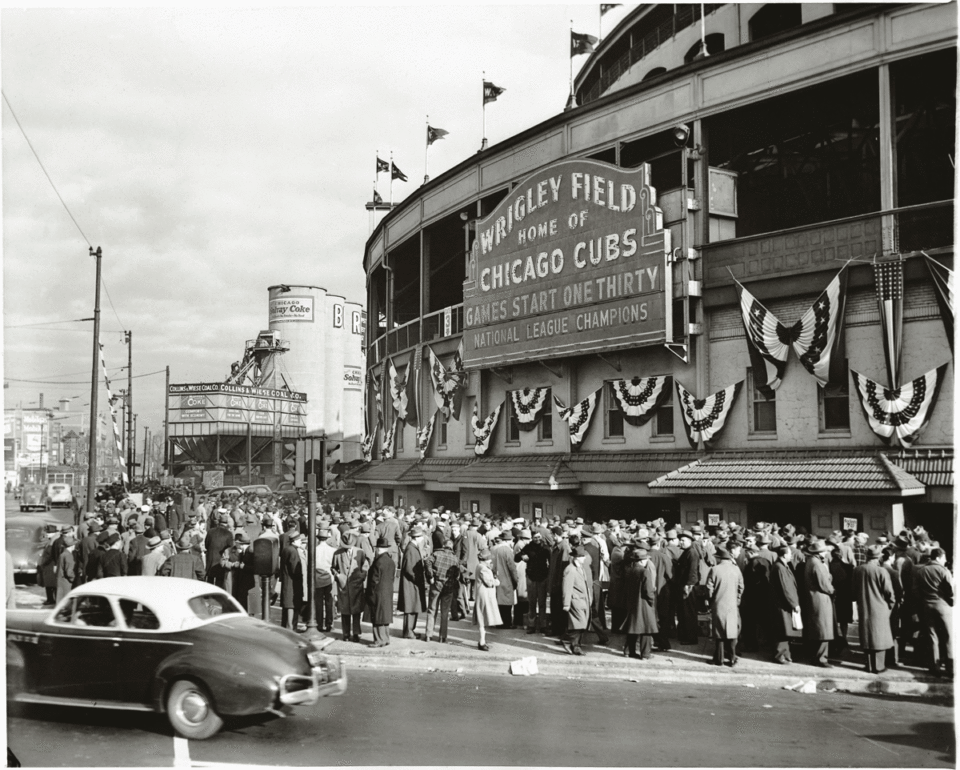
left=165, top=679, right=224, bottom=740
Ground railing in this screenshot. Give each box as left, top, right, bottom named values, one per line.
left=700, top=200, right=953, bottom=288
left=581, top=4, right=724, bottom=105
left=367, top=303, right=465, bottom=367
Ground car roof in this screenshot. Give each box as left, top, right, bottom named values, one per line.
left=69, top=577, right=236, bottom=627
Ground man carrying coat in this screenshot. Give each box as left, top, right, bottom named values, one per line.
left=706, top=543, right=744, bottom=667
left=366, top=536, right=396, bottom=647
left=620, top=546, right=658, bottom=660
left=802, top=540, right=836, bottom=667
left=853, top=544, right=895, bottom=674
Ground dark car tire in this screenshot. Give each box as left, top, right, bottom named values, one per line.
left=166, top=679, right=224, bottom=740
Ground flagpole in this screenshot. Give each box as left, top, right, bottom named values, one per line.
left=481, top=72, right=487, bottom=151
left=374, top=150, right=379, bottom=197
left=389, top=150, right=394, bottom=206
left=566, top=21, right=577, bottom=111
left=424, top=115, right=429, bottom=184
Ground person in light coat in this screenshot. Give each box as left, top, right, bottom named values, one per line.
left=491, top=536, right=519, bottom=629
left=853, top=545, right=895, bottom=673
left=706, top=544, right=744, bottom=667
left=802, top=540, right=835, bottom=667
left=473, top=549, right=501, bottom=651
left=561, top=545, right=593, bottom=656
left=332, top=531, right=369, bottom=643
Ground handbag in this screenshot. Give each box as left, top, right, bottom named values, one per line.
left=791, top=606, right=803, bottom=631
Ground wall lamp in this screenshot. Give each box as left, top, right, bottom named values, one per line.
left=671, top=122, right=705, bottom=158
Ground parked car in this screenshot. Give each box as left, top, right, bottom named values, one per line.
left=45, top=483, right=73, bottom=508
left=18, top=486, right=47, bottom=512
left=204, top=486, right=244, bottom=498
left=6, top=577, right=346, bottom=739
left=5, top=516, right=49, bottom=583
left=241, top=484, right=273, bottom=497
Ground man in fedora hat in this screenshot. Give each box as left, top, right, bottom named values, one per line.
left=398, top=524, right=428, bottom=639
left=621, top=546, right=657, bottom=660
left=853, top=545, right=895, bottom=673
left=141, top=535, right=167, bottom=578
left=675, top=531, right=700, bottom=645
left=160, top=535, right=206, bottom=581
left=560, top=545, right=591, bottom=655
left=770, top=543, right=802, bottom=664
left=802, top=540, right=835, bottom=667
left=56, top=530, right=78, bottom=602
left=706, top=543, right=744, bottom=667
left=366, top=536, right=396, bottom=647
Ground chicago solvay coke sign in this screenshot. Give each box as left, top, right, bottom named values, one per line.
left=462, top=159, right=672, bottom=368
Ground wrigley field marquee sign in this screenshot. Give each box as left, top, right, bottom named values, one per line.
left=462, top=159, right=672, bottom=368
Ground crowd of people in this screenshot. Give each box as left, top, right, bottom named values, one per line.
left=31, top=484, right=954, bottom=678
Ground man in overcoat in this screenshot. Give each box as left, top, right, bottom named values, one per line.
left=332, top=530, right=369, bottom=642
left=560, top=545, right=592, bottom=655
left=462, top=521, right=487, bottom=602
left=491, top=534, right=519, bottom=628
left=853, top=544, right=895, bottom=673
left=425, top=537, right=460, bottom=643
left=675, top=531, right=700, bottom=645
left=56, top=531, right=78, bottom=602
left=279, top=531, right=305, bottom=630
left=647, top=538, right=674, bottom=651
left=205, top=514, right=235, bottom=588
left=398, top=525, right=427, bottom=639
left=366, top=536, right=396, bottom=647
left=769, top=543, right=802, bottom=664
left=706, top=544, right=744, bottom=666
left=914, top=547, right=953, bottom=677
left=620, top=547, right=658, bottom=660
left=802, top=540, right=835, bottom=667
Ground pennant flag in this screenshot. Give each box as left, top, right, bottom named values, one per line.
left=416, top=411, right=438, bottom=459
left=376, top=156, right=389, bottom=174
left=612, top=376, right=672, bottom=427
left=923, top=253, right=954, bottom=353
left=676, top=380, right=743, bottom=449
left=734, top=279, right=790, bottom=398
left=388, top=356, right=409, bottom=422
left=391, top=162, right=408, bottom=182
left=450, top=338, right=467, bottom=420
left=600, top=3, right=621, bottom=15
left=382, top=418, right=398, bottom=460
left=483, top=80, right=506, bottom=104
left=874, top=260, right=904, bottom=388
left=405, top=345, right=421, bottom=427
left=472, top=401, right=503, bottom=456
left=571, top=30, right=599, bottom=57
left=98, top=342, right=128, bottom=488
left=373, top=188, right=383, bottom=205
left=851, top=365, right=948, bottom=448
left=792, top=265, right=849, bottom=390
left=733, top=266, right=849, bottom=394
left=427, top=125, right=449, bottom=145
left=428, top=346, right=450, bottom=418
left=361, top=418, right=378, bottom=462
left=372, top=364, right=383, bottom=421
left=554, top=389, right=601, bottom=449
left=510, top=387, right=550, bottom=430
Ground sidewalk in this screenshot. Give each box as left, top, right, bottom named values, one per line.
left=269, top=604, right=952, bottom=700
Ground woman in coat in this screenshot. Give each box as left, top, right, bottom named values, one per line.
left=473, top=549, right=501, bottom=651
left=706, top=545, right=744, bottom=666
left=333, top=532, right=369, bottom=642
left=769, top=544, right=803, bottom=664
left=620, top=547, right=658, bottom=660
left=802, top=541, right=835, bottom=667
left=365, top=536, right=396, bottom=647
left=561, top=545, right=592, bottom=656
left=853, top=545, right=895, bottom=673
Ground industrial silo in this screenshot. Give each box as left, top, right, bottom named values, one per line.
left=268, top=285, right=326, bottom=436
left=324, top=295, right=346, bottom=439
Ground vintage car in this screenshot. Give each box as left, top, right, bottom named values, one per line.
left=19, top=486, right=47, bottom=512
left=5, top=516, right=50, bottom=582
left=241, top=484, right=273, bottom=497
left=6, top=577, right=346, bottom=739
left=45, top=483, right=73, bottom=508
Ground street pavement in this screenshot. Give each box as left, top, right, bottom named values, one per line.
left=6, top=668, right=955, bottom=767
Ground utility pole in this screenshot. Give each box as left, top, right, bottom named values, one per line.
left=125, top=331, right=133, bottom=477
left=132, top=413, right=138, bottom=479
left=143, top=426, right=149, bottom=482
left=84, top=247, right=102, bottom=514
left=163, top=365, right=170, bottom=477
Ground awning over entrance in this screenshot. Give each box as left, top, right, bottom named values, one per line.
left=439, top=454, right=580, bottom=491
left=565, top=451, right=700, bottom=484
left=647, top=451, right=927, bottom=497
left=351, top=459, right=425, bottom=486
left=884, top=448, right=953, bottom=487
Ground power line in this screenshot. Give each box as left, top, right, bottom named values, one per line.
left=2, top=90, right=92, bottom=249
left=3, top=318, right=93, bottom=329
left=5, top=369, right=164, bottom=386
left=4, top=327, right=125, bottom=333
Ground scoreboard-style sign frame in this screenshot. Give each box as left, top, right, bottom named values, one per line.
left=462, top=159, right=672, bottom=369
left=168, top=383, right=307, bottom=426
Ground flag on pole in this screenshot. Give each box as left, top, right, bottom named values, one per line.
left=372, top=188, right=383, bottom=205
left=391, top=162, right=408, bottom=182
left=923, top=252, right=953, bottom=353
left=404, top=345, right=420, bottom=427
left=571, top=30, right=598, bottom=56
left=376, top=157, right=389, bottom=174
left=427, top=125, right=449, bottom=145
left=483, top=80, right=506, bottom=104
left=600, top=4, right=621, bottom=15
left=791, top=266, right=849, bottom=390
left=874, top=260, right=904, bottom=388
left=450, top=338, right=466, bottom=420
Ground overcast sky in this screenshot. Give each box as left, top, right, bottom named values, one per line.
left=2, top=4, right=629, bottom=449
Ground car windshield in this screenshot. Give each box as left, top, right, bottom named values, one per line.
left=187, top=593, right=243, bottom=620
left=6, top=526, right=38, bottom=541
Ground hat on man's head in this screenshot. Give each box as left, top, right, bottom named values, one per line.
left=679, top=530, right=694, bottom=540
left=96, top=531, right=111, bottom=544
left=147, top=536, right=163, bottom=549
left=806, top=540, right=829, bottom=555
left=141, top=504, right=151, bottom=513
left=520, top=528, right=532, bottom=540
left=570, top=545, right=586, bottom=558
left=478, top=548, right=492, bottom=561
left=235, top=532, right=251, bottom=544
left=866, top=544, right=883, bottom=559
left=177, top=536, right=194, bottom=550
left=690, top=525, right=703, bottom=535
left=375, top=536, right=391, bottom=549
left=106, top=532, right=121, bottom=547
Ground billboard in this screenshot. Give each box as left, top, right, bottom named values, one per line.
left=167, top=383, right=307, bottom=425
left=462, top=159, right=671, bottom=368
left=269, top=296, right=314, bottom=323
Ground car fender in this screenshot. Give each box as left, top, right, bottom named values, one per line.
left=152, top=648, right=280, bottom=717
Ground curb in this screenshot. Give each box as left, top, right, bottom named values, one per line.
left=331, top=647, right=953, bottom=699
